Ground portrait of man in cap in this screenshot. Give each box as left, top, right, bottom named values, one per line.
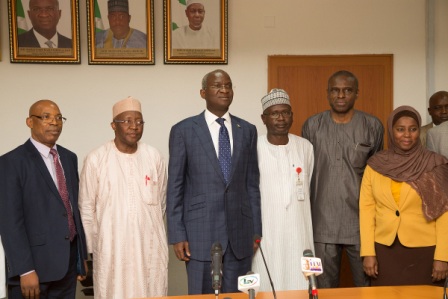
left=95, top=0, right=147, bottom=49
left=168, top=0, right=223, bottom=58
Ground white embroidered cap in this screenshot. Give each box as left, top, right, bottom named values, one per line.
left=261, top=88, right=291, bottom=111
left=186, top=0, right=204, bottom=8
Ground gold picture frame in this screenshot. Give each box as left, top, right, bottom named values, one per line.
left=164, top=0, right=228, bottom=64
left=87, top=0, right=154, bottom=65
left=8, top=0, right=80, bottom=64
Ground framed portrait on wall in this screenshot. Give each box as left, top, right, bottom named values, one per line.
left=8, top=0, right=80, bottom=64
left=164, top=0, right=228, bottom=64
left=87, top=0, right=154, bottom=65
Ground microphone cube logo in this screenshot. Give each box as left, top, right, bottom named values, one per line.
left=238, top=274, right=260, bottom=288
left=301, top=257, right=323, bottom=276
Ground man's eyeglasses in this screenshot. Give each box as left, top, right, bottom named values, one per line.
left=30, top=115, right=66, bottom=124
left=187, top=8, right=205, bottom=14
left=108, top=13, right=129, bottom=21
left=114, top=119, right=145, bottom=127
left=30, top=6, right=58, bottom=14
left=207, top=84, right=233, bottom=91
left=329, top=88, right=356, bottom=96
left=263, top=111, right=292, bottom=119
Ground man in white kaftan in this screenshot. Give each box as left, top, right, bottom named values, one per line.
left=172, top=25, right=218, bottom=49
left=252, top=89, right=315, bottom=291
left=79, top=97, right=168, bottom=299
left=172, top=0, right=219, bottom=49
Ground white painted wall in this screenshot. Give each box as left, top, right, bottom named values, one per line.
left=0, top=0, right=446, bottom=298
left=434, top=0, right=448, bottom=94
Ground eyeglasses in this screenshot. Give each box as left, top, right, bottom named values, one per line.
left=108, top=13, right=129, bottom=21
left=30, top=114, right=66, bottom=123
left=207, top=84, right=233, bottom=91
left=187, top=8, right=205, bottom=14
left=329, top=88, right=356, bottom=96
left=30, top=6, right=58, bottom=14
left=263, top=111, right=292, bottom=119
left=114, top=119, right=145, bottom=127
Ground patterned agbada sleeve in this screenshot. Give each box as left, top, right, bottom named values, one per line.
left=157, top=152, right=168, bottom=218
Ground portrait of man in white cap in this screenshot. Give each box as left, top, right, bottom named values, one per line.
left=79, top=96, right=168, bottom=299
left=95, top=0, right=147, bottom=49
left=171, top=0, right=220, bottom=51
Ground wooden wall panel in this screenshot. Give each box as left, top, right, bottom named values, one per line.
left=268, top=55, right=393, bottom=287
left=268, top=54, right=393, bottom=147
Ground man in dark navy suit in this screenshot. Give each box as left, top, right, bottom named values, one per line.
left=167, top=69, right=262, bottom=294
left=18, top=0, right=72, bottom=48
left=0, top=100, right=87, bottom=299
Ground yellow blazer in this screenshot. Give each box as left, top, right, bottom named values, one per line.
left=360, top=165, right=448, bottom=261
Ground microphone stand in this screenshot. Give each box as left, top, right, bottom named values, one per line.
left=258, top=244, right=277, bottom=299
left=211, top=242, right=223, bottom=299
left=308, top=287, right=318, bottom=299
left=308, top=277, right=318, bottom=299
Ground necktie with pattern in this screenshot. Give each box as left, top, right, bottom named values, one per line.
left=45, top=40, right=54, bottom=48
left=50, top=148, right=76, bottom=241
left=216, top=118, right=231, bottom=184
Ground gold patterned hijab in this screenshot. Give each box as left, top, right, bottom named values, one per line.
left=367, top=105, right=448, bottom=220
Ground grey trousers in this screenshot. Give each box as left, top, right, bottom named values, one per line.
left=314, top=242, right=369, bottom=288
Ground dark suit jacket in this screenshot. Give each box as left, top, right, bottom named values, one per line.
left=167, top=112, right=262, bottom=261
left=0, top=140, right=87, bottom=284
left=18, top=29, right=72, bottom=48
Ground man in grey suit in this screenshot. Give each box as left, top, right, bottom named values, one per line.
left=420, top=91, right=448, bottom=147
left=167, top=69, right=262, bottom=295
left=302, top=70, right=383, bottom=288
left=18, top=0, right=72, bottom=48
left=427, top=120, right=448, bottom=158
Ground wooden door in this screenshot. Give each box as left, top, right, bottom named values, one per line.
left=268, top=54, right=393, bottom=287
left=268, top=54, right=392, bottom=146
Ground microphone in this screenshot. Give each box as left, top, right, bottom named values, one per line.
left=211, top=242, right=223, bottom=296
left=238, top=271, right=260, bottom=299
left=302, top=249, right=322, bottom=299
left=253, top=235, right=277, bottom=299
